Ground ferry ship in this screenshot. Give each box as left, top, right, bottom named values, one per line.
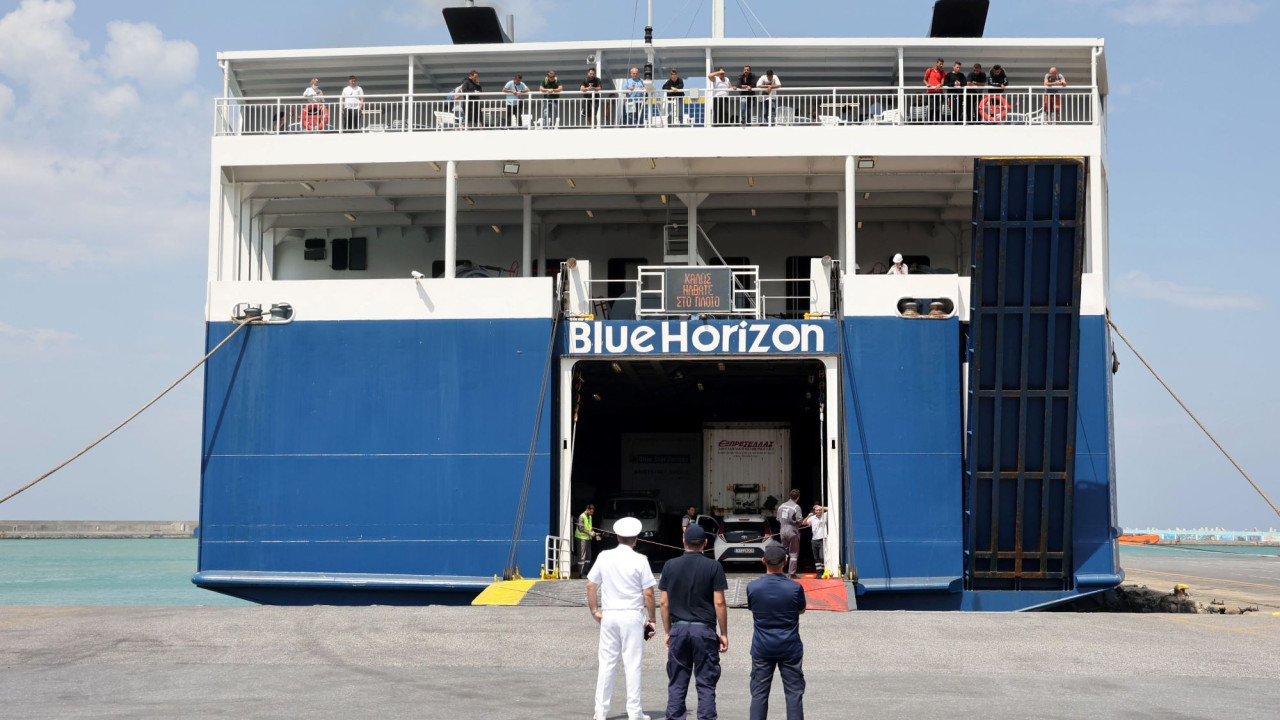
left=194, top=1, right=1122, bottom=610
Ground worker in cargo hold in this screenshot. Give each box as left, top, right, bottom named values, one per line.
left=587, top=517, right=659, bottom=720
left=777, top=490, right=803, bottom=578
left=576, top=504, right=601, bottom=576
left=803, top=506, right=828, bottom=575
left=682, top=506, right=698, bottom=532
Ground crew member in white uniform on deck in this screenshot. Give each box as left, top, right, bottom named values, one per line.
left=587, top=517, right=658, bottom=720
left=888, top=253, right=909, bottom=275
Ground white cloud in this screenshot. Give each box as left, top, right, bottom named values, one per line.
left=0, top=83, right=14, bottom=118
left=102, top=21, right=198, bottom=88
left=0, top=1, right=208, bottom=270
left=89, top=83, right=141, bottom=117
left=1079, top=0, right=1264, bottom=25
left=0, top=320, right=76, bottom=351
left=387, top=0, right=549, bottom=38
left=1117, top=270, right=1259, bottom=310
left=0, top=0, right=87, bottom=106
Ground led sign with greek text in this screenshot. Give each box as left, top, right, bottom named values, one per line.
left=664, top=267, right=733, bottom=312
left=565, top=320, right=834, bottom=356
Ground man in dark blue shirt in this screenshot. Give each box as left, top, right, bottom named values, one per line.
left=746, top=544, right=807, bottom=719
left=660, top=524, right=729, bottom=720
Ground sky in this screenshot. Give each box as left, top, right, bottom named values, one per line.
left=0, top=0, right=1276, bottom=529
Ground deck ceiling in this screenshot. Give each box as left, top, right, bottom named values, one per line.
left=230, top=155, right=977, bottom=231
left=223, top=39, right=1105, bottom=98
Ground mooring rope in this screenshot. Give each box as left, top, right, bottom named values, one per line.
left=0, top=318, right=259, bottom=507
left=1108, top=318, right=1280, bottom=520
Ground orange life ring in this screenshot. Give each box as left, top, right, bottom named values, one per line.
left=300, top=104, right=329, bottom=131
left=979, top=95, right=1009, bottom=122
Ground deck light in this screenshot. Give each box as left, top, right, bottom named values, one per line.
left=612, top=361, right=623, bottom=374
left=502, top=162, right=520, bottom=175
left=863, top=192, right=871, bottom=200
left=430, top=161, right=441, bottom=172
left=344, top=212, right=357, bottom=222
left=717, top=362, right=725, bottom=372
left=660, top=194, right=668, bottom=204
left=465, top=196, right=476, bottom=206
left=857, top=221, right=863, bottom=229
left=585, top=210, right=594, bottom=218
left=748, top=176, right=754, bottom=187
left=697, top=382, right=705, bottom=391
left=566, top=178, right=576, bottom=189
left=491, top=225, right=502, bottom=234
left=649, top=158, right=656, bottom=170
left=299, top=182, right=314, bottom=192
left=592, top=393, right=602, bottom=402
left=857, top=157, right=876, bottom=170
left=750, top=208, right=757, bottom=217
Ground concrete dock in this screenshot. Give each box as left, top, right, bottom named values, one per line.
left=0, top=521, right=197, bottom=539
left=1121, top=548, right=1280, bottom=610
left=2, top=604, right=1278, bottom=719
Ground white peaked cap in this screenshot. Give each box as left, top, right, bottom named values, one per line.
left=613, top=517, right=643, bottom=537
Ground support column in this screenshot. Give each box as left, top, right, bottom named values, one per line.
left=844, top=156, right=856, bottom=270
left=822, top=356, right=842, bottom=577
left=688, top=198, right=698, bottom=264
left=897, top=47, right=905, bottom=121
left=522, top=194, right=533, bottom=277
left=538, top=224, right=547, bottom=277
left=444, top=160, right=458, bottom=278
left=836, top=190, right=846, bottom=267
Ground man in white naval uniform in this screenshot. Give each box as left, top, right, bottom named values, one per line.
left=587, top=516, right=658, bottom=720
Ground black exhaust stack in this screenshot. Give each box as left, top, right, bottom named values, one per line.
left=928, top=0, right=989, bottom=38
left=442, top=6, right=512, bottom=44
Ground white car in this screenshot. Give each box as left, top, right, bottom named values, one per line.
left=713, top=514, right=779, bottom=566
left=598, top=496, right=664, bottom=551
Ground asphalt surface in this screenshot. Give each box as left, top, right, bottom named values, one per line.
left=2, top=604, right=1279, bottom=719
left=1121, top=547, right=1280, bottom=609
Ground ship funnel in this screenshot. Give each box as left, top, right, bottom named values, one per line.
left=928, top=0, right=989, bottom=38
left=443, top=5, right=513, bottom=44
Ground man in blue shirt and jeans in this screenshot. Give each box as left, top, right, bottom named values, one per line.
left=660, top=524, right=729, bottom=720
left=746, top=544, right=807, bottom=719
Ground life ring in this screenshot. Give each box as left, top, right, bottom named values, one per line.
left=978, top=95, right=1009, bottom=122
left=300, top=104, right=329, bottom=131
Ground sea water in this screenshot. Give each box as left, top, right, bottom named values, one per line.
left=0, top=538, right=249, bottom=605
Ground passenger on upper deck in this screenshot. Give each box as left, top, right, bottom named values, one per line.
left=709, top=67, right=732, bottom=125
left=540, top=70, right=563, bottom=127
left=1043, top=66, right=1067, bottom=121
left=756, top=70, right=782, bottom=126
left=944, top=61, right=967, bottom=123
left=662, top=68, right=685, bottom=125
left=988, top=65, right=1008, bottom=93
left=303, top=78, right=323, bottom=103
left=503, top=73, right=529, bottom=128
left=340, top=75, right=363, bottom=132
left=460, top=70, right=483, bottom=128
left=581, top=68, right=604, bottom=127
left=737, top=65, right=758, bottom=126
left=623, top=67, right=645, bottom=126
left=887, top=253, right=909, bottom=275
left=923, top=58, right=945, bottom=123
left=966, top=63, right=987, bottom=122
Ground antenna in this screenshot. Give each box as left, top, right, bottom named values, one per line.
left=643, top=0, right=655, bottom=90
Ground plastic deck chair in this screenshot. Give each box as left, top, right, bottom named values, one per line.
left=433, top=111, right=461, bottom=129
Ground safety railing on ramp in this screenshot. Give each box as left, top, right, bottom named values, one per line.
left=543, top=535, right=572, bottom=579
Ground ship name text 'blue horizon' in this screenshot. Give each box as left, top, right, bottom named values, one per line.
left=566, top=320, right=830, bottom=355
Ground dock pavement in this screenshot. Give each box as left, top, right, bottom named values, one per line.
left=2, top=604, right=1278, bottom=719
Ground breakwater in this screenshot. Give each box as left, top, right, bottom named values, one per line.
left=0, top=521, right=196, bottom=539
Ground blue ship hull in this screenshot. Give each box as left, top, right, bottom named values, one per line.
left=195, top=159, right=1121, bottom=611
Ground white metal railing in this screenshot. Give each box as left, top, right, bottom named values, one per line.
left=213, top=86, right=1098, bottom=135
left=544, top=535, right=571, bottom=579
left=581, top=272, right=822, bottom=320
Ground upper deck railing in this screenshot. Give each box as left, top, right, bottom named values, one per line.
left=214, top=85, right=1096, bottom=136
